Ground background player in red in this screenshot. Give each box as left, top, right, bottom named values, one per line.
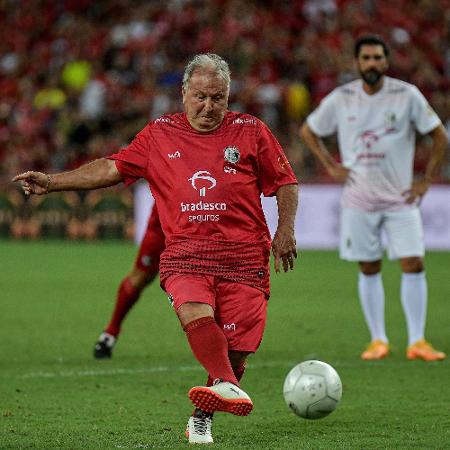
left=13, top=53, right=299, bottom=445
left=93, top=204, right=165, bottom=359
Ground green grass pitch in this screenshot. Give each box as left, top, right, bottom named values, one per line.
left=1, top=241, right=449, bottom=449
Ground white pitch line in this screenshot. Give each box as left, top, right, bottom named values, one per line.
left=15, top=365, right=201, bottom=379
left=13, top=361, right=295, bottom=380
left=9, top=358, right=422, bottom=380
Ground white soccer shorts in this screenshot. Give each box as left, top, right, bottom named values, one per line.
left=339, top=207, right=425, bottom=261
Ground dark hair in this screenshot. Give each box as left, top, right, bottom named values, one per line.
left=354, top=34, right=389, bottom=58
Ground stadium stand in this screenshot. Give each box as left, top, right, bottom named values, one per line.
left=1, top=0, right=449, bottom=238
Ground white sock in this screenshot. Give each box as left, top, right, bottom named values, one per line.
left=401, top=272, right=427, bottom=346
left=358, top=272, right=388, bottom=343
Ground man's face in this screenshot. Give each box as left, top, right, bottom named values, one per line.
left=357, top=44, right=388, bottom=86
left=182, top=68, right=229, bottom=132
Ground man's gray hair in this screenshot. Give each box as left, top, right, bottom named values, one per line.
left=182, top=53, right=231, bottom=91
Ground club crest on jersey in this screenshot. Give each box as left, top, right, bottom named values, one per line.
left=384, top=111, right=397, bottom=132
left=224, top=146, right=240, bottom=164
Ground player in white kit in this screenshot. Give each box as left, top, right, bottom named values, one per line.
left=300, top=34, right=447, bottom=361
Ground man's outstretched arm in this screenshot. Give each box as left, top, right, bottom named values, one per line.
left=272, top=183, right=299, bottom=273
left=12, top=158, right=122, bottom=196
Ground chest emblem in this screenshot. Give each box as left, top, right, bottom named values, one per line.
left=384, top=111, right=397, bottom=132
left=224, top=146, right=240, bottom=164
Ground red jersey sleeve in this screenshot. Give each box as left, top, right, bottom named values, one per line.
left=107, top=126, right=150, bottom=186
left=257, top=122, right=298, bottom=196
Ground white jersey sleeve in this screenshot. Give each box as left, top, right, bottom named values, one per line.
left=410, top=85, right=441, bottom=135
left=306, top=90, right=338, bottom=137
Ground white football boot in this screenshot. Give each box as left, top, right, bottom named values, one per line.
left=188, top=380, right=253, bottom=416
left=185, top=410, right=213, bottom=444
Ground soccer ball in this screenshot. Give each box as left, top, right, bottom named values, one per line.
left=283, top=360, right=342, bottom=419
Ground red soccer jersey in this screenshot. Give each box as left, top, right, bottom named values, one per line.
left=108, top=111, right=297, bottom=296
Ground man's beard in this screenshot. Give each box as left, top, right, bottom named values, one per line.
left=360, top=69, right=384, bottom=86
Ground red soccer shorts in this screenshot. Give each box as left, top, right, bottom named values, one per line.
left=164, top=273, right=267, bottom=353
left=134, top=207, right=165, bottom=274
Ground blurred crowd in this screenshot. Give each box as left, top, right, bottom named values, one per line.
left=1, top=0, right=450, bottom=239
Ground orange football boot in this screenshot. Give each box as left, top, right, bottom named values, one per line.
left=361, top=340, right=390, bottom=360
left=406, top=339, right=446, bottom=361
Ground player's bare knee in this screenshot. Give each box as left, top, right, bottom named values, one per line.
left=177, top=302, right=214, bottom=327
left=400, top=257, right=424, bottom=273
left=358, top=260, right=381, bottom=275
left=128, top=267, right=155, bottom=290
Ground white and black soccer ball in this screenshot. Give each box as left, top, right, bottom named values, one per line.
left=283, top=360, right=342, bottom=419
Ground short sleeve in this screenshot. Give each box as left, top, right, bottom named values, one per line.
left=409, top=86, right=442, bottom=135
left=306, top=90, right=338, bottom=137
left=257, top=122, right=298, bottom=197
left=107, top=126, right=150, bottom=186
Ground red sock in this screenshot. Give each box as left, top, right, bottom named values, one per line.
left=207, top=363, right=246, bottom=386
left=234, top=364, right=246, bottom=382
left=105, top=277, right=141, bottom=336
left=184, top=316, right=239, bottom=386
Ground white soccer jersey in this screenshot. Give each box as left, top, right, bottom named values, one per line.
left=307, top=76, right=442, bottom=212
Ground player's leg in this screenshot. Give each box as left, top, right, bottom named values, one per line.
left=165, top=274, right=251, bottom=444
left=94, top=209, right=164, bottom=359
left=166, top=275, right=255, bottom=405
left=203, top=351, right=249, bottom=387
left=94, top=266, right=157, bottom=359
left=166, top=274, right=241, bottom=388
left=186, top=352, right=250, bottom=443
left=181, top=279, right=264, bottom=443
left=340, top=207, right=389, bottom=359
left=187, top=279, right=266, bottom=416
left=399, top=256, right=426, bottom=348
left=108, top=266, right=158, bottom=337
left=385, top=209, right=445, bottom=361
left=357, top=259, right=390, bottom=359
left=228, top=350, right=249, bottom=382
